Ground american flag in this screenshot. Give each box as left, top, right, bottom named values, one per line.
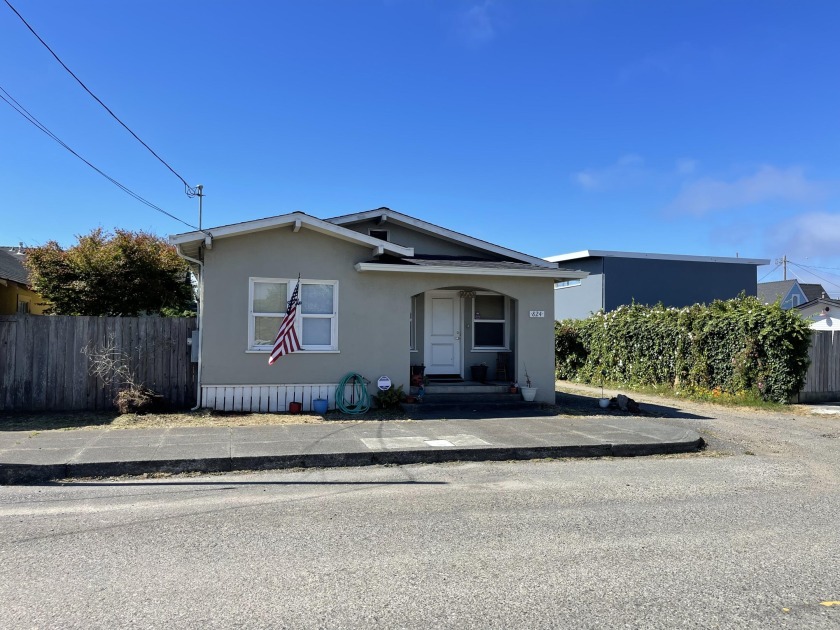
left=268, top=277, right=302, bottom=365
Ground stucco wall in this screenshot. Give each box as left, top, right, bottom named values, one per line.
left=200, top=226, right=556, bottom=402
left=0, top=283, right=49, bottom=315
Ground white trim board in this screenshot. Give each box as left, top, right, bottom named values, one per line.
left=545, top=249, right=770, bottom=266
left=355, top=262, right=586, bottom=280
left=170, top=212, right=413, bottom=259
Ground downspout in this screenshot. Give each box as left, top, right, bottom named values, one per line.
left=176, top=244, right=205, bottom=411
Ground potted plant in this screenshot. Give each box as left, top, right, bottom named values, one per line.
left=410, top=364, right=425, bottom=387
left=520, top=367, right=538, bottom=401
left=597, top=367, right=610, bottom=408
left=470, top=362, right=488, bottom=383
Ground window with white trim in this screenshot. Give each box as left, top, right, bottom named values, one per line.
left=472, top=293, right=508, bottom=351
left=248, top=278, right=338, bottom=352
left=555, top=279, right=582, bottom=289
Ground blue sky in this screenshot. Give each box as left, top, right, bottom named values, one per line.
left=2, top=1, right=839, bottom=293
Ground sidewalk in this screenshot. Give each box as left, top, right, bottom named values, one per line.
left=0, top=415, right=703, bottom=484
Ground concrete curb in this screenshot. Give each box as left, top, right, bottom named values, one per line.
left=0, top=437, right=704, bottom=485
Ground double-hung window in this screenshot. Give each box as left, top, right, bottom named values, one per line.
left=472, top=293, right=508, bottom=351
left=248, top=278, right=338, bottom=352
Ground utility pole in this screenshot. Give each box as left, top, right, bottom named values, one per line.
left=196, top=184, right=204, bottom=231
left=775, top=255, right=788, bottom=280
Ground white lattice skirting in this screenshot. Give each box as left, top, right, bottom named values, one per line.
left=201, top=384, right=344, bottom=413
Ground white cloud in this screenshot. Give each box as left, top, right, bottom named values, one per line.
left=666, top=165, right=827, bottom=216
left=676, top=158, right=697, bottom=175
left=573, top=154, right=647, bottom=190
left=455, top=2, right=496, bottom=46
left=767, top=212, right=840, bottom=261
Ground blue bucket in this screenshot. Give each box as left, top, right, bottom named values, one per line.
left=313, top=398, right=328, bottom=415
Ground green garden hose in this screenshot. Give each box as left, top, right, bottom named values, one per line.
left=336, top=372, right=371, bottom=414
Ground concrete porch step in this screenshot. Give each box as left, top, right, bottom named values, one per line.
left=422, top=382, right=511, bottom=395
left=418, top=392, right=524, bottom=404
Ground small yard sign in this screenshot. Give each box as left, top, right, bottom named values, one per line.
left=529, top=311, right=545, bottom=318
left=377, top=376, right=392, bottom=391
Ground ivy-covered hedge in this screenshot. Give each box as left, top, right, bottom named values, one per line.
left=555, top=296, right=812, bottom=403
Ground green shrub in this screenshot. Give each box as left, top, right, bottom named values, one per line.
left=373, top=385, right=406, bottom=409
left=554, top=321, right=586, bottom=380
left=555, top=296, right=812, bottom=403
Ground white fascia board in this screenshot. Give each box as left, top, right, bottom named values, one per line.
left=354, top=262, right=588, bottom=280
left=545, top=249, right=770, bottom=266
left=169, top=212, right=413, bottom=257
left=328, top=208, right=555, bottom=268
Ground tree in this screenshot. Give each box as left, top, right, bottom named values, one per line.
left=25, top=228, right=194, bottom=316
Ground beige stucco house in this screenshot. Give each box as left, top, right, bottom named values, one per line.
left=170, top=208, right=586, bottom=411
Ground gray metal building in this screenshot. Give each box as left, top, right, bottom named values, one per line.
left=545, top=250, right=770, bottom=320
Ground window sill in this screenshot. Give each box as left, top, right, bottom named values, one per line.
left=246, top=349, right=340, bottom=354
left=471, top=347, right=510, bottom=353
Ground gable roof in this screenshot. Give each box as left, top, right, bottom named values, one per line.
left=800, top=283, right=828, bottom=302
left=0, top=247, right=30, bottom=286
left=795, top=296, right=840, bottom=311
left=757, top=280, right=799, bottom=304
left=326, top=207, right=556, bottom=268
left=545, top=249, right=769, bottom=266
left=169, top=212, right=414, bottom=259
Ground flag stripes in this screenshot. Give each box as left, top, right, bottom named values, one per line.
left=268, top=277, right=302, bottom=364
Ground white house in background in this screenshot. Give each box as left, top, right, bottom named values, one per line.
left=795, top=297, right=840, bottom=331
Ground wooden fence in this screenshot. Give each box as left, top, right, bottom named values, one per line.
left=0, top=315, right=197, bottom=412
left=798, top=330, right=840, bottom=403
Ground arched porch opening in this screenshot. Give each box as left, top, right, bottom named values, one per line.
left=409, top=285, right=518, bottom=384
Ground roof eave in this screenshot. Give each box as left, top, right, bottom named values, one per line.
left=354, top=262, right=587, bottom=280
left=545, top=250, right=770, bottom=266
left=169, top=212, right=414, bottom=257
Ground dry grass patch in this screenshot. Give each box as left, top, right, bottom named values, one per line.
left=0, top=410, right=334, bottom=432
left=0, top=408, right=411, bottom=432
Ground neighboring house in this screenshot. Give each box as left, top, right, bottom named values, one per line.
left=795, top=297, right=840, bottom=331
left=545, top=250, right=769, bottom=320
left=0, top=245, right=48, bottom=315
left=757, top=280, right=828, bottom=310
left=169, top=208, right=586, bottom=410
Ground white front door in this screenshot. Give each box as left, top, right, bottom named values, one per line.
left=424, top=291, right=462, bottom=375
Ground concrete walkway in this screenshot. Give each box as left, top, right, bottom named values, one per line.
left=0, top=415, right=703, bottom=484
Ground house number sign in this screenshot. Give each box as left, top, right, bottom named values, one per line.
left=529, top=311, right=545, bottom=318
left=377, top=376, right=392, bottom=391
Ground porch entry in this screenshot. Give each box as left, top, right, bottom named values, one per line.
left=424, top=290, right=462, bottom=376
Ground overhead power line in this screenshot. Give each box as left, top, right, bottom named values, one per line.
left=758, top=264, right=781, bottom=282
left=3, top=0, right=199, bottom=198
left=789, top=261, right=840, bottom=292
left=0, top=85, right=199, bottom=231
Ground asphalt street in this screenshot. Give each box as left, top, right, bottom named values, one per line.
left=1, top=402, right=839, bottom=629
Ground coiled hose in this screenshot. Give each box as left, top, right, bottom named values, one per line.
left=336, top=372, right=371, bottom=414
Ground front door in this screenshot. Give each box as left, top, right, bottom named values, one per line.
left=424, top=291, right=462, bottom=376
